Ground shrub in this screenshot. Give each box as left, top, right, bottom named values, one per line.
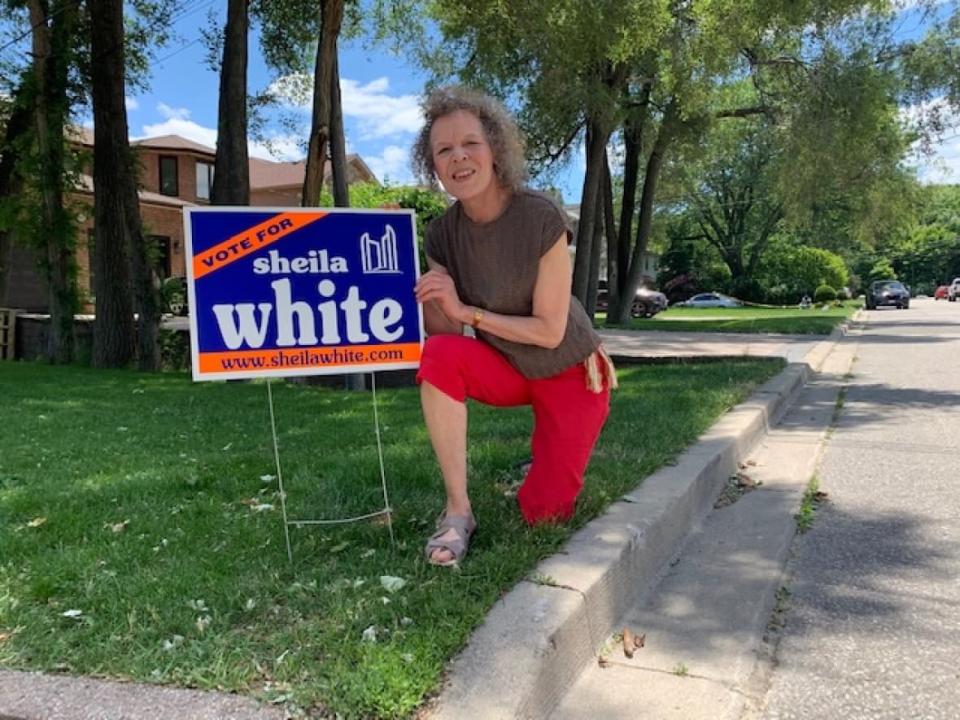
left=814, top=284, right=837, bottom=303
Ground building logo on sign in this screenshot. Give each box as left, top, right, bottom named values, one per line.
left=361, top=225, right=401, bottom=274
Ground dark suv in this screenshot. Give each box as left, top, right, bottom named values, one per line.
left=596, top=281, right=668, bottom=318
left=866, top=280, right=910, bottom=310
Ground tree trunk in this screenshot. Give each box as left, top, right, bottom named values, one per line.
left=329, top=49, right=349, bottom=206
left=302, top=0, right=344, bottom=206
left=585, top=187, right=604, bottom=318
left=612, top=102, right=677, bottom=325
left=90, top=0, right=135, bottom=367
left=127, top=157, right=160, bottom=371
left=611, top=112, right=643, bottom=319
left=29, top=0, right=79, bottom=364
left=211, top=0, right=250, bottom=206
left=328, top=46, right=364, bottom=390
left=0, top=86, right=32, bottom=304
left=572, top=116, right=609, bottom=305
left=602, top=150, right=620, bottom=319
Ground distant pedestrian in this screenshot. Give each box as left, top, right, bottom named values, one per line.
left=412, top=85, right=616, bottom=566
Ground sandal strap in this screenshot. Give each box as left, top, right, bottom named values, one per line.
left=425, top=513, right=476, bottom=564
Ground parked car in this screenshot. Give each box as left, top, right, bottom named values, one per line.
left=865, top=280, right=910, bottom=310
left=677, top=292, right=741, bottom=308
left=595, top=281, right=668, bottom=318
left=949, top=277, right=960, bottom=302
left=935, top=284, right=949, bottom=300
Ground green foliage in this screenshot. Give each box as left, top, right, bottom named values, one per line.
left=813, top=284, right=837, bottom=303
left=318, top=181, right=448, bottom=268
left=866, top=257, right=896, bottom=284
left=158, top=328, right=190, bottom=371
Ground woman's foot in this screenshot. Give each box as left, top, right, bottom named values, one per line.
left=425, top=511, right=477, bottom=566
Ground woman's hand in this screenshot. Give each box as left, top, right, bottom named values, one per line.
left=415, top=269, right=466, bottom=324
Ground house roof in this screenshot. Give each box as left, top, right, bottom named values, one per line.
left=68, top=129, right=378, bottom=189
left=249, top=157, right=308, bottom=189
left=131, top=134, right=216, bottom=155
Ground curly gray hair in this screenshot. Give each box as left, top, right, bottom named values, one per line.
left=411, top=85, right=527, bottom=193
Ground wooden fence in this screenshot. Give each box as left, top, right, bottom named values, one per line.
left=0, top=308, right=17, bottom=360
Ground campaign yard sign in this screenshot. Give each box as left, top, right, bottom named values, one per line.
left=184, top=207, right=424, bottom=382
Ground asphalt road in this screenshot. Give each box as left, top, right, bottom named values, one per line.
left=753, top=297, right=960, bottom=719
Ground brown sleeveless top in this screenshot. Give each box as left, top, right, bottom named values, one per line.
left=424, top=189, right=601, bottom=379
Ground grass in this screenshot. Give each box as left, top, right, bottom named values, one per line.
left=795, top=474, right=821, bottom=533
left=0, top=358, right=782, bottom=718
left=600, top=301, right=860, bottom=335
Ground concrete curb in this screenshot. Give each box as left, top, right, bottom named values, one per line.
left=430, top=353, right=828, bottom=719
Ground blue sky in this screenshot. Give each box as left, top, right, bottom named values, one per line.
left=2, top=2, right=958, bottom=200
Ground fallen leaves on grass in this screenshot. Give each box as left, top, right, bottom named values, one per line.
left=27, top=517, right=47, bottom=528
left=61, top=609, right=84, bottom=619
left=380, top=576, right=406, bottom=593
left=361, top=625, right=377, bottom=643
left=105, top=520, right=130, bottom=534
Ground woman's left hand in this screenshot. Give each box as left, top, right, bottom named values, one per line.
left=415, top=269, right=465, bottom=323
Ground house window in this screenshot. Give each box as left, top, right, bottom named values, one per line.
left=196, top=161, right=214, bottom=200
left=159, top=155, right=178, bottom=196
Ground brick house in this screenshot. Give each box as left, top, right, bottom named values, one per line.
left=1, top=131, right=378, bottom=311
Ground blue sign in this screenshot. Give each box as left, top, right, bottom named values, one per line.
left=183, top=207, right=424, bottom=381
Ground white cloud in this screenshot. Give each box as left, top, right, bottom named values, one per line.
left=125, top=97, right=139, bottom=111
left=249, top=134, right=305, bottom=162
left=913, top=136, right=960, bottom=184
left=157, top=102, right=190, bottom=121
left=902, top=97, right=960, bottom=184
left=364, top=144, right=414, bottom=184
left=270, top=74, right=423, bottom=140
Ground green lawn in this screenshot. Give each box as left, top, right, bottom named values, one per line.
left=602, top=302, right=860, bottom=334
left=0, top=359, right=782, bottom=718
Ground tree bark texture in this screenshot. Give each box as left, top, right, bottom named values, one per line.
left=90, top=0, right=135, bottom=367
left=611, top=101, right=678, bottom=325
left=29, top=0, right=80, bottom=363
left=211, top=0, right=250, bottom=206
left=0, top=86, right=33, bottom=306
left=327, top=47, right=364, bottom=390
left=302, top=0, right=344, bottom=206
left=572, top=116, right=610, bottom=306
left=329, top=49, right=349, bottom=207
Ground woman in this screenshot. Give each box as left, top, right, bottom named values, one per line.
left=412, top=86, right=616, bottom=566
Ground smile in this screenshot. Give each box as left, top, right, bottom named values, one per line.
left=452, top=169, right=475, bottom=181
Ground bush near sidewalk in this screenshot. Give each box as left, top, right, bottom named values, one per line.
left=0, top=359, right=782, bottom=718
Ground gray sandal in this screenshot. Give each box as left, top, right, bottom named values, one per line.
left=425, top=512, right=477, bottom=567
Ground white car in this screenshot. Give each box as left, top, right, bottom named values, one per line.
left=678, top=292, right=741, bottom=308
left=948, top=277, right=960, bottom=302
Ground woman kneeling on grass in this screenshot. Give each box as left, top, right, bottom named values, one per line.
left=412, top=86, right=617, bottom=567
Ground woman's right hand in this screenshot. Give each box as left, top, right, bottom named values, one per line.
left=415, top=269, right=466, bottom=324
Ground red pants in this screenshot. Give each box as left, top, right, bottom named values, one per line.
left=416, top=334, right=611, bottom=524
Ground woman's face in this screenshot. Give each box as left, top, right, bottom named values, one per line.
left=429, top=110, right=497, bottom=203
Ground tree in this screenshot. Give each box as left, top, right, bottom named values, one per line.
left=676, top=113, right=784, bottom=292
left=89, top=0, right=133, bottom=367
left=302, top=0, right=344, bottom=205
left=211, top=0, right=250, bottom=206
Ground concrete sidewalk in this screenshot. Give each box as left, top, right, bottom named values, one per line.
left=0, top=324, right=852, bottom=720
left=598, top=328, right=821, bottom=364
left=428, top=324, right=856, bottom=720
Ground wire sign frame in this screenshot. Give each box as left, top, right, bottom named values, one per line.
left=182, top=207, right=424, bottom=561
